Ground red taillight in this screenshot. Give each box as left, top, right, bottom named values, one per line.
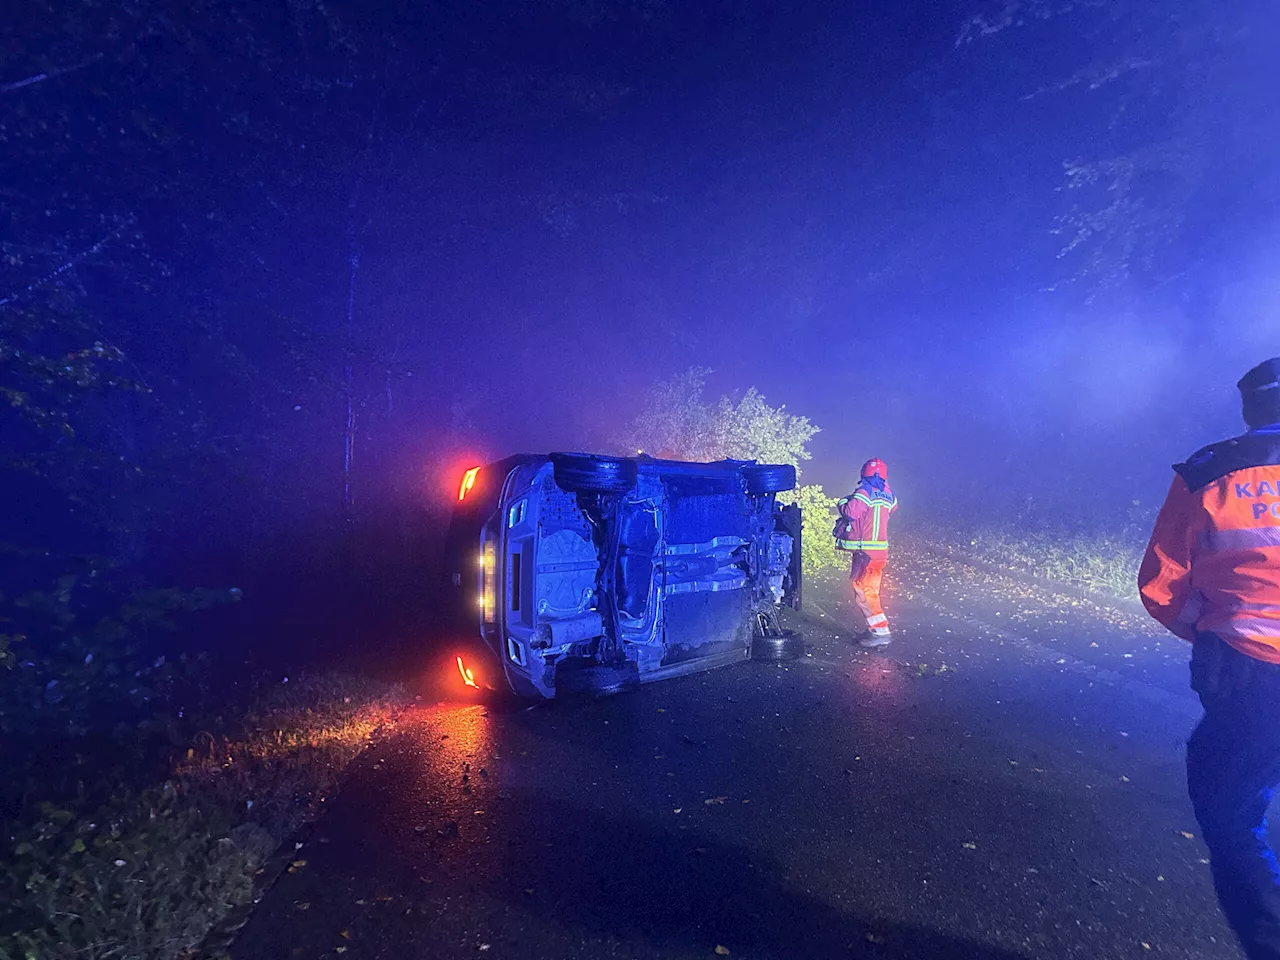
left=458, top=467, right=480, bottom=502
left=456, top=655, right=479, bottom=688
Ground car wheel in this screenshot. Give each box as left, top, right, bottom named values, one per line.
left=752, top=628, right=804, bottom=661
left=743, top=463, right=796, bottom=494
left=551, top=453, right=638, bottom=494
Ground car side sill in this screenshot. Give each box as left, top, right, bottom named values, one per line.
left=638, top=648, right=750, bottom=685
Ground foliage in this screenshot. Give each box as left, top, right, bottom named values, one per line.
left=955, top=0, right=1273, bottom=294
left=622, top=368, right=838, bottom=576
left=963, top=530, right=1143, bottom=599
left=709, top=389, right=820, bottom=470
left=618, top=367, right=718, bottom=459
left=0, top=1, right=408, bottom=862
left=778, top=484, right=846, bottom=577
left=0, top=673, right=406, bottom=960
left=911, top=512, right=1146, bottom=600
left=0, top=584, right=253, bottom=960
left=619, top=367, right=819, bottom=471
left=0, top=576, right=242, bottom=743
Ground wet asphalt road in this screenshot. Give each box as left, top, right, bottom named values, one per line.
left=231, top=542, right=1242, bottom=960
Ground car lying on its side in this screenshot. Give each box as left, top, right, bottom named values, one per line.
left=444, top=452, right=802, bottom=699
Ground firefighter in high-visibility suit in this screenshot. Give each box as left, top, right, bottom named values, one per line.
left=1140, top=357, right=1280, bottom=960
left=836, top=458, right=898, bottom=648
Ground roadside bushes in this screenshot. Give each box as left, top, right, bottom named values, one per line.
left=0, top=568, right=244, bottom=819
left=0, top=673, right=406, bottom=960
left=617, top=368, right=848, bottom=581
left=778, top=484, right=845, bottom=578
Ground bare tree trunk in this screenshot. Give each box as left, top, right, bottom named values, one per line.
left=343, top=249, right=359, bottom=526
left=340, top=98, right=379, bottom=532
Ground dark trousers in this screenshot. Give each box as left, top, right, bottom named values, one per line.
left=1187, top=634, right=1280, bottom=959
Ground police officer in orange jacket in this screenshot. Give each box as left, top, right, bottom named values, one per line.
left=836, top=458, right=898, bottom=648
left=1139, top=357, right=1280, bottom=960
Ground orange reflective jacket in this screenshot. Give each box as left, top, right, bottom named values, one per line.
left=836, top=479, right=898, bottom=552
left=1139, top=425, right=1280, bottom=662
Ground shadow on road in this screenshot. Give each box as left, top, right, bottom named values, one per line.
left=232, top=730, right=1035, bottom=960
left=472, top=793, right=1029, bottom=960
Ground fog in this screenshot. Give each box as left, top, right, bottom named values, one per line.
left=6, top=8, right=1280, bottom=952
left=4, top=0, right=1278, bottom=619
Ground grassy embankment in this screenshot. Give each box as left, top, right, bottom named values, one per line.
left=1, top=672, right=409, bottom=960
left=945, top=529, right=1144, bottom=601
left=798, top=495, right=1146, bottom=604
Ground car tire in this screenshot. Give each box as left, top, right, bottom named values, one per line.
left=551, top=453, right=638, bottom=494
left=752, top=628, right=804, bottom=661
left=743, top=463, right=796, bottom=494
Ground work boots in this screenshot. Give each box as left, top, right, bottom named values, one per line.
left=858, top=631, right=893, bottom=649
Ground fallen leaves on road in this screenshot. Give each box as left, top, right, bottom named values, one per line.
left=714, top=946, right=730, bottom=956
left=962, top=842, right=977, bottom=850
left=704, top=796, right=729, bottom=805
left=1179, top=830, right=1195, bottom=840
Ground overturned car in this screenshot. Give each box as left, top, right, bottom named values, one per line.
left=444, top=453, right=802, bottom=699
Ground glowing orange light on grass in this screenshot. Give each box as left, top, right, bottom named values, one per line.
left=458, top=466, right=480, bottom=501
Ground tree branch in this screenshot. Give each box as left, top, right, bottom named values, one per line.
left=1, top=55, right=104, bottom=95
left=0, top=220, right=132, bottom=309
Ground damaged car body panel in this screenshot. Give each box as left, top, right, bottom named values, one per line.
left=444, top=453, right=801, bottom=699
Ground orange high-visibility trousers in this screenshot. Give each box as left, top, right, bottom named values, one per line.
left=850, top=551, right=890, bottom=637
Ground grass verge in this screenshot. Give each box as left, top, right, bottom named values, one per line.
left=0, top=672, right=409, bottom=960
left=962, top=531, right=1143, bottom=600
left=906, top=523, right=1145, bottom=602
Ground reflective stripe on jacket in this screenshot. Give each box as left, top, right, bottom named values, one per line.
left=1139, top=424, right=1280, bottom=662
left=836, top=481, right=898, bottom=552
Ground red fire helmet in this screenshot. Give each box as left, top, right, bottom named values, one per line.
left=861, top=458, right=887, bottom=480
